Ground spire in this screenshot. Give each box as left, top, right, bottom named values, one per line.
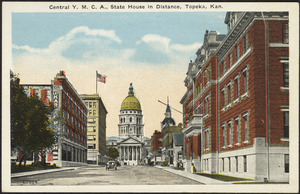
left=128, top=83, right=134, bottom=96
left=165, top=96, right=171, bottom=117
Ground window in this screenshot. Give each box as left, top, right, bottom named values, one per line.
left=243, top=114, right=249, bottom=141
left=244, top=155, right=247, bottom=172
left=235, top=156, right=238, bottom=172
left=284, top=111, right=289, bottom=138
left=229, top=54, right=233, bottom=67
left=222, top=158, right=225, bottom=172
left=227, top=83, right=231, bottom=104
left=93, top=102, right=96, bottom=108
left=89, top=102, right=92, bottom=108
left=223, top=61, right=227, bottom=75
left=88, top=126, right=96, bottom=132
left=88, top=118, right=96, bottom=123
left=93, top=110, right=96, bottom=116
left=236, top=45, right=240, bottom=60
left=205, top=98, right=209, bottom=115
left=206, top=129, right=210, bottom=149
left=204, top=131, right=207, bottom=149
left=235, top=119, right=239, bottom=144
left=130, top=117, right=132, bottom=122
left=229, top=122, right=233, bottom=145
left=283, top=23, right=289, bottom=43
left=283, top=63, right=289, bottom=87
left=221, top=89, right=226, bottom=108
left=243, top=69, right=248, bottom=93
left=244, top=34, right=248, bottom=53
left=228, top=157, right=231, bottom=172
left=234, top=76, right=240, bottom=99
left=222, top=124, right=227, bottom=147
left=221, top=125, right=225, bottom=147
left=284, top=154, right=289, bottom=173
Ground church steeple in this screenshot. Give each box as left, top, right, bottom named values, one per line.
left=161, top=96, right=176, bottom=130
left=165, top=96, right=171, bottom=118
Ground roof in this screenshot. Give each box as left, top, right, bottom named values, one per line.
left=107, top=136, right=122, bottom=141
left=173, top=133, right=184, bottom=146
left=121, top=83, right=142, bottom=111
left=216, top=34, right=226, bottom=41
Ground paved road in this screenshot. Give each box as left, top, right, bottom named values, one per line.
left=11, top=165, right=202, bottom=186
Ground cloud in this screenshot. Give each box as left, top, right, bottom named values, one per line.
left=136, top=34, right=171, bottom=53
left=62, top=26, right=122, bottom=43
left=132, top=33, right=201, bottom=65
left=171, top=42, right=202, bottom=52
left=13, top=26, right=122, bottom=60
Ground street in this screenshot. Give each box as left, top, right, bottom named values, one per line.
left=11, top=165, right=202, bottom=185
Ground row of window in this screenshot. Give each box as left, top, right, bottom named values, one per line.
left=64, top=127, right=87, bottom=146
left=120, top=117, right=142, bottom=124
left=121, top=110, right=141, bottom=114
left=63, top=91, right=86, bottom=121
left=221, top=67, right=249, bottom=110
left=221, top=155, right=247, bottom=173
left=119, top=126, right=142, bottom=135
left=220, top=154, right=289, bottom=173
left=85, top=101, right=97, bottom=109
left=195, top=94, right=211, bottom=116
left=88, top=135, right=96, bottom=141
left=195, top=66, right=212, bottom=95
left=63, top=110, right=87, bottom=135
left=61, top=144, right=86, bottom=162
left=221, top=112, right=249, bottom=148
left=220, top=34, right=249, bottom=77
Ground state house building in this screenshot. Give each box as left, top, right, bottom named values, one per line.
left=180, top=12, right=289, bottom=181
left=22, top=71, right=88, bottom=167
left=117, top=83, right=146, bottom=165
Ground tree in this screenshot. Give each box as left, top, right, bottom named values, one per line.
left=106, top=147, right=119, bottom=160
left=10, top=71, right=55, bottom=166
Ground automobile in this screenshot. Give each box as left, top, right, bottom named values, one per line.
left=105, top=161, right=117, bottom=170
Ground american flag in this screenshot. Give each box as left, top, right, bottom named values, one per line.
left=96, top=71, right=107, bottom=83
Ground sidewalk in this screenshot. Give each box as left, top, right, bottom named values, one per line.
left=155, top=166, right=232, bottom=185
left=11, top=167, right=79, bottom=178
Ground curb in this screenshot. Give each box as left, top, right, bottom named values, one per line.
left=154, top=166, right=232, bottom=185
left=11, top=167, right=76, bottom=178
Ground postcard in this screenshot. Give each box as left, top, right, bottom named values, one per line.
left=2, top=1, right=299, bottom=193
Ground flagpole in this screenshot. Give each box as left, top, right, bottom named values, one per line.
left=96, top=71, right=98, bottom=94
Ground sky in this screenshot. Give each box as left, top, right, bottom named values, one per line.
left=12, top=12, right=227, bottom=138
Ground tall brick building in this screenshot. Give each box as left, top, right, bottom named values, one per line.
left=22, top=71, right=88, bottom=167
left=81, top=94, right=107, bottom=164
left=180, top=12, right=289, bottom=181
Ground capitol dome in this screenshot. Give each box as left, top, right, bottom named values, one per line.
left=121, top=83, right=142, bottom=111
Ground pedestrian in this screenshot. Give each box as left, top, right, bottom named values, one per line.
left=191, top=162, right=195, bottom=174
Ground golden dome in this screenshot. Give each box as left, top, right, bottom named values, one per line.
left=121, top=83, right=142, bottom=111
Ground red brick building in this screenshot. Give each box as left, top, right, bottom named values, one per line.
left=181, top=12, right=289, bottom=181
left=150, top=130, right=164, bottom=164
left=22, top=71, right=88, bottom=166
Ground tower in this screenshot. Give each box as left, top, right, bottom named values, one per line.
left=161, top=97, right=176, bottom=130
left=118, top=83, right=144, bottom=141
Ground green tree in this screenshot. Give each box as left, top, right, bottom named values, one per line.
left=10, top=71, right=55, bottom=166
left=106, top=147, right=119, bottom=160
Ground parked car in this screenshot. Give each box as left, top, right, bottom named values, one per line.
left=106, top=161, right=117, bottom=170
